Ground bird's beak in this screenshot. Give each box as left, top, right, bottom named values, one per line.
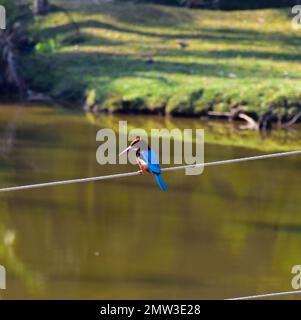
left=119, top=145, right=132, bottom=156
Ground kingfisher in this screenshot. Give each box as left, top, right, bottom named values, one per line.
left=119, top=137, right=167, bottom=191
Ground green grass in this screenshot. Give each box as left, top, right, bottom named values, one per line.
left=23, top=1, right=301, bottom=118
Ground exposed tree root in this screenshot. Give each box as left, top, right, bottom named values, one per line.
left=208, top=107, right=259, bottom=131
left=237, top=113, right=259, bottom=131
left=281, top=112, right=301, bottom=129
left=0, top=29, right=26, bottom=97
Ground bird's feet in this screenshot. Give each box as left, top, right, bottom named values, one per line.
left=138, top=169, right=148, bottom=175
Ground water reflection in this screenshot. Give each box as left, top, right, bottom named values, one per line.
left=0, top=105, right=300, bottom=299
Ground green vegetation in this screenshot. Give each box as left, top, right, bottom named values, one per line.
left=119, top=0, right=299, bottom=10
left=22, top=1, right=301, bottom=120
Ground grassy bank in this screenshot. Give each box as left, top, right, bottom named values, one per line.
left=23, top=1, right=301, bottom=120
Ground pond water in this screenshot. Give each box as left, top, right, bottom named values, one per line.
left=0, top=104, right=301, bottom=299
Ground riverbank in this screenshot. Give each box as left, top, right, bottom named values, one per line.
left=1, top=103, right=301, bottom=152
left=17, top=2, right=301, bottom=126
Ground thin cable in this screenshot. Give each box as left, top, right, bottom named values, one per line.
left=226, top=290, right=301, bottom=300
left=0, top=171, right=140, bottom=193
left=163, top=149, right=301, bottom=172
left=0, top=150, right=300, bottom=193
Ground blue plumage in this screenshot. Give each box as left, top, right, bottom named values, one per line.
left=140, top=149, right=167, bottom=191
left=154, top=173, right=167, bottom=191
left=119, top=137, right=167, bottom=192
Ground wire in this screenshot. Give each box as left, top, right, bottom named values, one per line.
left=163, top=149, right=301, bottom=171
left=226, top=290, right=301, bottom=300
left=0, top=149, right=300, bottom=193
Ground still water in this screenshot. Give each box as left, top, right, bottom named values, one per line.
left=0, top=104, right=301, bottom=299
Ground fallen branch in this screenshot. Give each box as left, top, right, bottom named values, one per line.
left=238, top=113, right=259, bottom=131
left=208, top=109, right=259, bottom=130
left=207, top=111, right=232, bottom=118
left=26, top=90, right=55, bottom=104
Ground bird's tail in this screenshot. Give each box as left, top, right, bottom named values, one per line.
left=154, top=173, right=167, bottom=191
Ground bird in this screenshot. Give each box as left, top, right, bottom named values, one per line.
left=145, top=56, right=154, bottom=64
left=119, top=136, right=167, bottom=191
left=178, top=40, right=189, bottom=49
